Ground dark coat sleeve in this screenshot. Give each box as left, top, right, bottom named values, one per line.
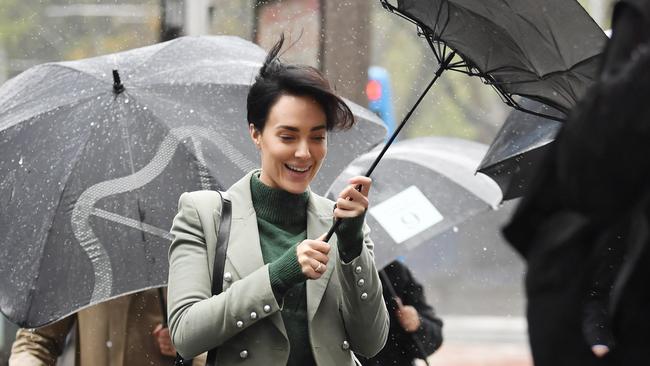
left=400, top=263, right=443, bottom=357
left=384, top=261, right=443, bottom=358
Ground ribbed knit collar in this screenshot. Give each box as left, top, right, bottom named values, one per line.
left=250, top=172, right=309, bottom=226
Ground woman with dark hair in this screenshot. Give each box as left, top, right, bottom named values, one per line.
left=167, top=36, right=389, bottom=366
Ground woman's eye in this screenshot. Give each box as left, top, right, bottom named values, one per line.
left=312, top=136, right=326, bottom=141
left=279, top=135, right=294, bottom=141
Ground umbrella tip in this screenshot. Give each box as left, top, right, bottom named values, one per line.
left=112, top=69, right=125, bottom=94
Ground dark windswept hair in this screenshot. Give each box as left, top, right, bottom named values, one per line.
left=247, top=34, right=355, bottom=132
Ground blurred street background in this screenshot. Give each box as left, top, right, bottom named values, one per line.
left=0, top=1, right=615, bottom=365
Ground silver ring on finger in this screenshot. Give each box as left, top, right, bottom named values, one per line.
left=315, top=262, right=323, bottom=273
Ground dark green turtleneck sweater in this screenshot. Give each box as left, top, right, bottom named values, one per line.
left=250, top=173, right=365, bottom=366
left=251, top=173, right=313, bottom=366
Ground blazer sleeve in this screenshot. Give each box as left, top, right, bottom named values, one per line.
left=336, top=221, right=390, bottom=358
left=9, top=315, right=75, bottom=366
left=167, top=192, right=282, bottom=359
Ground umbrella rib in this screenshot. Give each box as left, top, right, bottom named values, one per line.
left=127, top=38, right=180, bottom=75
left=49, top=63, right=112, bottom=88
left=515, top=12, right=567, bottom=68
left=413, top=3, right=538, bottom=78
left=447, top=5, right=536, bottom=73
left=91, top=208, right=173, bottom=240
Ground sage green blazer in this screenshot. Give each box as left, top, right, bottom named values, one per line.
left=167, top=170, right=389, bottom=365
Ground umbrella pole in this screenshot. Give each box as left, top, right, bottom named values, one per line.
left=324, top=51, right=455, bottom=242
left=379, top=269, right=431, bottom=366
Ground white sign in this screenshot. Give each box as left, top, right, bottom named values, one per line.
left=369, top=185, right=443, bottom=244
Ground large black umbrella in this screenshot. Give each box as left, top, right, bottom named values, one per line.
left=380, top=0, right=607, bottom=118
left=0, top=36, right=386, bottom=327
left=477, top=99, right=564, bottom=200
left=326, top=136, right=502, bottom=269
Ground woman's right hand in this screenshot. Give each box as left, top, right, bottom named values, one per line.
left=296, top=233, right=330, bottom=279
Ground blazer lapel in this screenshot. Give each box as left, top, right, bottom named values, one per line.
left=306, top=194, right=336, bottom=322
left=222, top=172, right=265, bottom=279
left=219, top=171, right=287, bottom=338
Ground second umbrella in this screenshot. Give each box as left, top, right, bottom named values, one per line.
left=327, top=136, right=502, bottom=268
left=0, top=35, right=386, bottom=327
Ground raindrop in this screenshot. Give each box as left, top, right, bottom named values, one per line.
left=18, top=157, right=23, bottom=166
left=483, top=247, right=487, bottom=251
left=452, top=226, right=459, bottom=233
left=124, top=99, right=130, bottom=104
left=106, top=340, right=113, bottom=348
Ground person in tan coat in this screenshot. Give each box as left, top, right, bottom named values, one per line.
left=9, top=289, right=205, bottom=366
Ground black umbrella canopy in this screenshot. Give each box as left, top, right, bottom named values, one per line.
left=381, top=0, right=607, bottom=117
left=327, top=136, right=502, bottom=269
left=478, top=99, right=564, bottom=200
left=0, top=36, right=386, bottom=327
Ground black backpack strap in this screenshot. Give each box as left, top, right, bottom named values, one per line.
left=206, top=191, right=232, bottom=366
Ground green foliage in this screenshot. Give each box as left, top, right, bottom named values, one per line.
left=0, top=0, right=47, bottom=48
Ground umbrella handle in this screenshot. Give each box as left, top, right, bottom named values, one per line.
left=323, top=51, right=455, bottom=243
left=324, top=184, right=363, bottom=242
left=158, top=287, right=168, bottom=328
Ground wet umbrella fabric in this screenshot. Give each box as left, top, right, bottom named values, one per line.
left=326, top=136, right=502, bottom=269
left=477, top=99, right=564, bottom=200
left=0, top=36, right=386, bottom=327
left=381, top=0, right=607, bottom=117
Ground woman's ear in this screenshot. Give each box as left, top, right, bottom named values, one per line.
left=249, top=124, right=261, bottom=149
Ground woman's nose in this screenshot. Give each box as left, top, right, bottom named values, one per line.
left=295, top=140, right=311, bottom=159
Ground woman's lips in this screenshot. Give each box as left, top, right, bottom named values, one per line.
left=285, top=164, right=311, bottom=178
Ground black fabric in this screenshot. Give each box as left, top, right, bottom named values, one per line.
left=359, top=261, right=442, bottom=366
left=503, top=1, right=650, bottom=364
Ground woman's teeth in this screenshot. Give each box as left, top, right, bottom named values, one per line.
left=286, top=164, right=310, bottom=173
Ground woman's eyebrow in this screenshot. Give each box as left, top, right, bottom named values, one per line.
left=276, top=124, right=327, bottom=132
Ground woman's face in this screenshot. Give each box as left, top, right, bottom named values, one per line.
left=250, top=94, right=328, bottom=194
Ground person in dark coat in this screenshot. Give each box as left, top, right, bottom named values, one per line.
left=503, top=1, right=650, bottom=365
left=359, top=260, right=443, bottom=366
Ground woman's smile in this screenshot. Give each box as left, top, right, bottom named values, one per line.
left=285, top=164, right=311, bottom=173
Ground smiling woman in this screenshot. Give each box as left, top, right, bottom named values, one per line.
left=167, top=35, right=389, bottom=366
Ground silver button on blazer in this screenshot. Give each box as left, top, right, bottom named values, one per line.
left=167, top=170, right=389, bottom=365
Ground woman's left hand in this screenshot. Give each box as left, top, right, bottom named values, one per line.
left=334, top=176, right=371, bottom=219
